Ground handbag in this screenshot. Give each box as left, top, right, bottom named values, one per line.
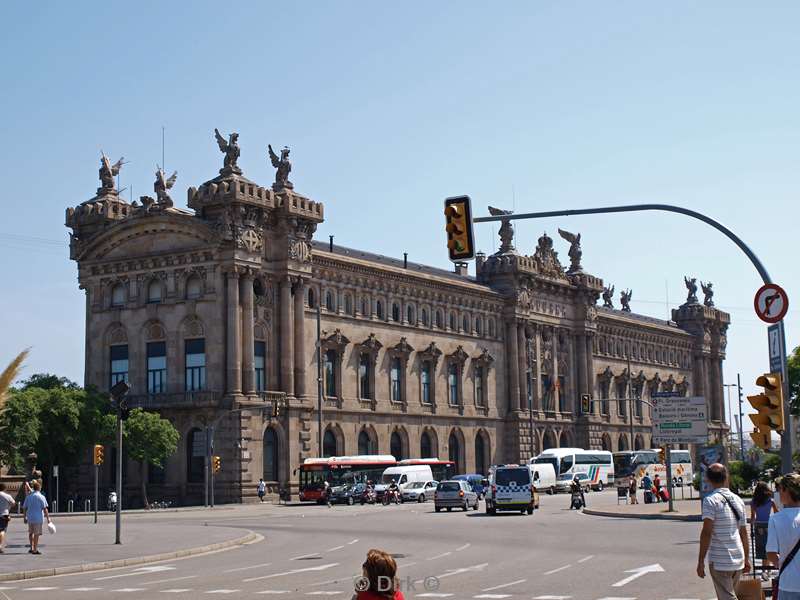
left=772, top=534, right=800, bottom=598
left=735, top=574, right=763, bottom=600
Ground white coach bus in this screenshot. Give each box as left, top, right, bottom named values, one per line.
left=532, top=448, right=614, bottom=491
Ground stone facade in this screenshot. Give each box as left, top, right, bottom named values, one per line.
left=66, top=147, right=730, bottom=505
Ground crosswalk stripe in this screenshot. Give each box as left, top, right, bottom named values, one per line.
left=532, top=596, right=571, bottom=599
left=67, top=588, right=102, bottom=592
left=257, top=593, right=292, bottom=596
left=23, top=588, right=58, bottom=592
left=206, top=591, right=240, bottom=594
left=483, top=579, right=527, bottom=592
left=474, top=594, right=510, bottom=598
left=161, top=590, right=194, bottom=593
left=113, top=589, right=147, bottom=593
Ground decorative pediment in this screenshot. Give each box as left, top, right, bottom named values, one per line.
left=358, top=333, right=382, bottom=356
left=322, top=329, right=350, bottom=352
left=447, top=345, right=469, bottom=366
left=531, top=232, right=565, bottom=279
left=418, top=342, right=443, bottom=363
left=473, top=348, right=495, bottom=367
left=388, top=337, right=414, bottom=359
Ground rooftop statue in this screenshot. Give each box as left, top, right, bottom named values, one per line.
left=214, top=129, right=241, bottom=174
left=620, top=289, right=632, bottom=312
left=268, top=144, right=293, bottom=191
left=557, top=228, right=582, bottom=273
left=488, top=206, right=515, bottom=254
left=702, top=281, right=715, bottom=307
left=154, top=166, right=178, bottom=208
left=684, top=276, right=699, bottom=305
left=602, top=285, right=614, bottom=309
left=98, top=153, right=125, bottom=193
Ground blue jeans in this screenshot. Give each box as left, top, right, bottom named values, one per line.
left=780, top=592, right=800, bottom=600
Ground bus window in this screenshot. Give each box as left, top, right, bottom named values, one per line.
left=560, top=455, right=574, bottom=473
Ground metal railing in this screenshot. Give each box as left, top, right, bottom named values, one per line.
left=127, top=391, right=222, bottom=409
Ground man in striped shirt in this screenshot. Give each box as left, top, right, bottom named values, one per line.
left=697, top=463, right=749, bottom=599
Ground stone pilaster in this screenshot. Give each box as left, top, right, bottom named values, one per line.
left=280, top=276, right=294, bottom=395
left=517, top=322, right=528, bottom=411
left=294, top=279, right=307, bottom=398
left=240, top=271, right=255, bottom=395
left=506, top=319, right=520, bottom=412
left=226, top=270, right=242, bottom=394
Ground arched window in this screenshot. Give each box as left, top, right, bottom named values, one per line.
left=147, top=280, right=162, bottom=303
left=307, top=287, right=316, bottom=308
left=360, top=297, right=369, bottom=317
left=187, top=428, right=205, bottom=483
left=323, top=429, right=337, bottom=458
left=325, top=290, right=335, bottom=311
left=111, top=283, right=125, bottom=307
left=634, top=434, right=644, bottom=451
left=390, top=357, right=402, bottom=402
left=345, top=295, right=353, bottom=316
left=601, top=434, right=612, bottom=452
left=618, top=434, right=628, bottom=452
left=406, top=305, right=415, bottom=325
left=435, top=310, right=443, bottom=329
left=449, top=313, right=456, bottom=331
left=475, top=433, right=487, bottom=475
left=420, top=431, right=433, bottom=458
left=392, top=303, right=400, bottom=322
left=358, top=430, right=372, bottom=455
left=376, top=301, right=384, bottom=320
left=448, top=432, right=461, bottom=473
left=462, top=315, right=470, bottom=333
left=263, top=428, right=278, bottom=481
left=421, top=309, right=429, bottom=327
left=488, top=319, right=495, bottom=338
left=390, top=431, right=403, bottom=460
left=448, top=363, right=459, bottom=406
left=186, top=276, right=202, bottom=300
left=475, top=317, right=482, bottom=336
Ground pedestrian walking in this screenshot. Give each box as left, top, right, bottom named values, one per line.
left=352, top=548, right=405, bottom=599
left=654, top=474, right=662, bottom=502
left=766, top=473, right=800, bottom=599
left=642, top=473, right=654, bottom=504
left=0, top=483, right=16, bottom=552
left=257, top=479, right=266, bottom=503
left=323, top=480, right=332, bottom=507
left=751, top=480, right=778, bottom=573
left=22, top=481, right=51, bottom=555
left=696, top=463, right=749, bottom=600
left=628, top=476, right=638, bottom=505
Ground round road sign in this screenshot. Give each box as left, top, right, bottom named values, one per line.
left=754, top=283, right=789, bottom=324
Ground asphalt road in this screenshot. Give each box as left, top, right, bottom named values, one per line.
left=0, top=490, right=720, bottom=600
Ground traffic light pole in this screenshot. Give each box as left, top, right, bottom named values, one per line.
left=737, top=373, right=745, bottom=460
left=115, top=405, right=122, bottom=544
left=94, top=463, right=98, bottom=525
left=474, top=202, right=792, bottom=473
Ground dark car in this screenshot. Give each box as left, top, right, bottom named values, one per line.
left=330, top=483, right=368, bottom=505
left=453, top=474, right=486, bottom=498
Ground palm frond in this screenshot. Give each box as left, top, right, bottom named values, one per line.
left=0, top=349, right=29, bottom=409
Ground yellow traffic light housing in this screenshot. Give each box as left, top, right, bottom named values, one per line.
left=212, top=455, right=221, bottom=474
left=444, top=196, right=475, bottom=261
left=748, top=372, right=784, bottom=450
left=93, top=444, right=104, bottom=466
left=658, top=447, right=666, bottom=464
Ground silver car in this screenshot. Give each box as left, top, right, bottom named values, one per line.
left=434, top=480, right=479, bottom=512
left=402, top=480, right=438, bottom=503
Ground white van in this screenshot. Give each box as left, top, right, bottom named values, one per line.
left=529, top=462, right=557, bottom=494
left=485, top=465, right=535, bottom=515
left=375, top=465, right=434, bottom=500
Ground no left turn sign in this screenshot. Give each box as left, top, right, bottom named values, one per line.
left=754, top=283, right=789, bottom=324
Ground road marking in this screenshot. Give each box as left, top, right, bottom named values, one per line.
left=532, top=596, right=572, bottom=599
left=143, top=576, right=197, bottom=585
left=612, top=563, right=665, bottom=587
left=434, top=563, right=489, bottom=580
left=66, top=588, right=102, bottom=592
left=305, top=593, right=344, bottom=596
left=482, top=579, right=526, bottom=591
left=161, top=590, right=194, bottom=594
left=577, top=555, right=595, bottom=563
left=23, top=588, right=58, bottom=592
left=417, top=594, right=454, bottom=598
left=96, top=565, right=177, bottom=580
left=244, top=562, right=340, bottom=583
left=544, top=564, right=572, bottom=575
left=326, top=545, right=345, bottom=552
left=291, top=553, right=321, bottom=560
left=206, top=591, right=241, bottom=595
left=596, top=597, right=637, bottom=600
left=113, top=589, right=147, bottom=593
left=223, top=562, right=272, bottom=573
left=456, top=543, right=471, bottom=551
left=397, top=562, right=417, bottom=569
left=256, top=592, right=291, bottom=595
left=474, top=595, right=510, bottom=599
left=428, top=551, right=452, bottom=560
left=347, top=539, right=359, bottom=545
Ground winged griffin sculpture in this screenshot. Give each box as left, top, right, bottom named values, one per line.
left=557, top=228, right=582, bottom=273
left=214, top=128, right=241, bottom=174
left=620, top=289, right=632, bottom=312
left=268, top=144, right=293, bottom=191
left=487, top=206, right=514, bottom=253
left=99, top=153, right=125, bottom=192
left=602, top=285, right=615, bottom=309
left=701, top=281, right=714, bottom=307
left=154, top=166, right=178, bottom=208
left=684, top=276, right=699, bottom=304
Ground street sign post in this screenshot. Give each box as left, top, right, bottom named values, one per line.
left=754, top=283, right=789, bottom=324
left=652, top=396, right=709, bottom=445
left=768, top=323, right=787, bottom=375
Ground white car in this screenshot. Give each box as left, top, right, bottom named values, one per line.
left=401, top=480, right=438, bottom=503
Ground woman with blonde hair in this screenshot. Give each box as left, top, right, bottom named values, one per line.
left=354, top=549, right=405, bottom=600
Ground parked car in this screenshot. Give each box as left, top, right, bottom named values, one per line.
left=330, top=483, right=368, bottom=505
left=453, top=474, right=487, bottom=498
left=402, top=480, right=438, bottom=503
left=434, top=480, right=479, bottom=512
left=554, top=473, right=592, bottom=494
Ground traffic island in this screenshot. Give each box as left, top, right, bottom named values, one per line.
left=583, top=498, right=702, bottom=521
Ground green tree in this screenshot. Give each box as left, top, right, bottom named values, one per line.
left=789, top=345, right=799, bottom=415
left=123, top=408, right=179, bottom=508
left=0, top=391, right=40, bottom=473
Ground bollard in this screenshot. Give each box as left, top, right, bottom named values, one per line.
left=68, top=499, right=74, bottom=513
left=85, top=499, right=91, bottom=512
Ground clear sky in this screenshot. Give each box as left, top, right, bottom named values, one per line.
left=0, top=2, right=797, bottom=437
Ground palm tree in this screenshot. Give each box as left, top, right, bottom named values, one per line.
left=0, top=350, right=28, bottom=410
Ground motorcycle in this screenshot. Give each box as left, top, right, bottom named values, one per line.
left=570, top=489, right=585, bottom=510
left=360, top=488, right=376, bottom=505
left=382, top=488, right=400, bottom=505
left=108, top=491, right=118, bottom=512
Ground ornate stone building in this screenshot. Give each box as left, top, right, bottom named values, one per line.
left=66, top=137, right=730, bottom=505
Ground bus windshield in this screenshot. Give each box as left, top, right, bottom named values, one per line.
left=613, top=453, right=635, bottom=477
left=560, top=455, right=574, bottom=473
left=533, top=456, right=558, bottom=474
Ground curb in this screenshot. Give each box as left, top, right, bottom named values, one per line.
left=0, top=529, right=259, bottom=582
left=583, top=508, right=701, bottom=522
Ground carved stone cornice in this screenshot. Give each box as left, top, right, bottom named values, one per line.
left=447, top=345, right=469, bottom=366
left=473, top=348, right=495, bottom=367
left=357, top=333, right=382, bottom=359
left=321, top=329, right=350, bottom=352
left=388, top=337, right=414, bottom=359
left=418, top=342, right=443, bottom=364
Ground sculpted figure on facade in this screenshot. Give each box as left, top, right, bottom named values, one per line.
left=488, top=207, right=515, bottom=254
left=98, top=153, right=125, bottom=194
left=288, top=237, right=311, bottom=262
left=154, top=166, right=178, bottom=208
left=701, top=281, right=715, bottom=307
left=684, top=276, right=699, bottom=305
left=268, top=144, right=293, bottom=191
left=532, top=232, right=565, bottom=278
left=620, top=289, right=632, bottom=312
left=557, top=228, right=582, bottom=274
left=602, top=285, right=615, bottom=309
left=214, top=129, right=241, bottom=174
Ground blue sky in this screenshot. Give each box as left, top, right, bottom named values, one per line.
left=0, top=2, right=797, bottom=435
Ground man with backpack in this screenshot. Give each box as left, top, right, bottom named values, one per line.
left=696, top=463, right=749, bottom=599
left=766, top=473, right=800, bottom=599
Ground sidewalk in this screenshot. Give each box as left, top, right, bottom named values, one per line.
left=0, top=515, right=256, bottom=581
left=584, top=498, right=702, bottom=521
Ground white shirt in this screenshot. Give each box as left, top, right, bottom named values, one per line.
left=767, top=507, right=800, bottom=592
left=0, top=492, right=14, bottom=516
left=701, top=488, right=747, bottom=571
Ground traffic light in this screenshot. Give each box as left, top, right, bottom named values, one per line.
left=93, top=444, right=104, bottom=466
left=581, top=394, right=591, bottom=414
left=444, top=196, right=475, bottom=261
left=748, top=372, right=784, bottom=450
left=658, top=447, right=666, bottom=463
left=212, top=455, right=221, bottom=474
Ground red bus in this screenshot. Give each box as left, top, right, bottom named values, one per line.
left=298, top=456, right=455, bottom=503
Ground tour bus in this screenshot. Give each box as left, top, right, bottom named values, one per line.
left=612, top=449, right=693, bottom=487
left=531, top=448, right=614, bottom=491
left=298, top=456, right=455, bottom=503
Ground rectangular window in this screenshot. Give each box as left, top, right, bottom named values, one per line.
left=359, top=354, right=372, bottom=399
left=421, top=361, right=432, bottom=405
left=617, top=382, right=627, bottom=416
left=147, top=341, right=166, bottom=394
left=390, top=358, right=402, bottom=402
left=110, top=345, right=129, bottom=387
left=185, top=338, right=206, bottom=391
left=324, top=349, right=336, bottom=397
left=448, top=363, right=459, bottom=406
left=558, top=376, right=567, bottom=412
left=255, top=341, right=266, bottom=392
left=475, top=366, right=485, bottom=407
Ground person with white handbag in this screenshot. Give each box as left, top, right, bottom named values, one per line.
left=22, top=481, right=51, bottom=555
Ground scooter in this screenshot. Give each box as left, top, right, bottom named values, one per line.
left=382, top=488, right=400, bottom=505
left=570, top=490, right=585, bottom=510
left=108, top=491, right=118, bottom=512
left=361, top=488, right=376, bottom=505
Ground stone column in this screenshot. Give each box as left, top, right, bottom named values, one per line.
left=240, top=272, right=255, bottom=395
left=280, top=277, right=294, bottom=395
left=294, top=279, right=307, bottom=398
left=506, top=320, right=520, bottom=412
left=517, top=322, right=528, bottom=411
left=226, top=270, right=242, bottom=395
left=534, top=328, right=542, bottom=411
left=552, top=330, right=560, bottom=412
left=576, top=333, right=587, bottom=407
left=585, top=335, right=596, bottom=414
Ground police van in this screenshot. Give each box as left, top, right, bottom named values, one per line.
left=484, top=464, right=537, bottom=515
